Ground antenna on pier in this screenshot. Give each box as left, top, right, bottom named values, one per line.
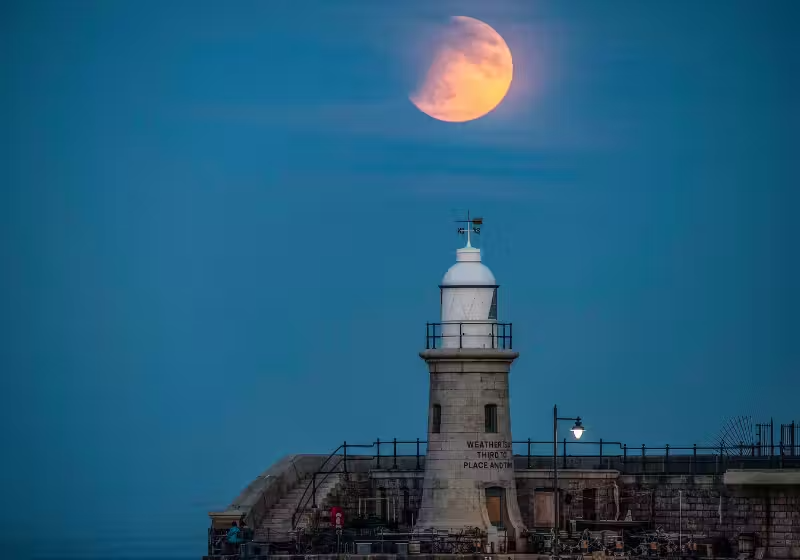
left=456, top=211, right=483, bottom=248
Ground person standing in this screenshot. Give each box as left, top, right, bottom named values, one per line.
left=226, top=521, right=241, bottom=554
left=240, top=519, right=253, bottom=543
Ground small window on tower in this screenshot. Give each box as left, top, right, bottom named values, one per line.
left=432, top=404, right=441, bottom=434
left=488, top=289, right=497, bottom=320
left=485, top=404, right=498, bottom=433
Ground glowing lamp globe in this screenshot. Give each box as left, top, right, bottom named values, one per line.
left=571, top=418, right=585, bottom=440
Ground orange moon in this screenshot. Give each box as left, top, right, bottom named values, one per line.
left=410, top=16, right=513, bottom=123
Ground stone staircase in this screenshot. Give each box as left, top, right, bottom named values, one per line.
left=255, top=473, right=344, bottom=541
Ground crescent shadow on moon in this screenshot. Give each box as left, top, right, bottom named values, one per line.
left=410, top=16, right=513, bottom=123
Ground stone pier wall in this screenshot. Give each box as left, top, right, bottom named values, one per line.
left=619, top=474, right=800, bottom=558
left=363, top=469, right=800, bottom=558
left=214, top=456, right=799, bottom=559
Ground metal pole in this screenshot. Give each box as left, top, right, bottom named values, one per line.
left=554, top=404, right=559, bottom=558
left=623, top=444, right=627, bottom=474
left=679, top=490, right=682, bottom=553
left=599, top=438, right=604, bottom=469
left=416, top=438, right=421, bottom=470
left=770, top=418, right=774, bottom=457
left=757, top=424, right=762, bottom=456
left=312, top=473, right=317, bottom=508
left=527, top=438, right=531, bottom=469
left=642, top=444, right=646, bottom=472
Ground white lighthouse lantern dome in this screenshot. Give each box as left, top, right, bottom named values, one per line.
left=441, top=247, right=496, bottom=287
left=438, top=218, right=499, bottom=348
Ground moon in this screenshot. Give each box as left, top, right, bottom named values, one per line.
left=410, top=16, right=513, bottom=123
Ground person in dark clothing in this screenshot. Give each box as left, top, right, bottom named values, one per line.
left=240, top=519, right=253, bottom=542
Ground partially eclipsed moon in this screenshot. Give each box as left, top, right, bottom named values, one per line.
left=411, top=16, right=513, bottom=123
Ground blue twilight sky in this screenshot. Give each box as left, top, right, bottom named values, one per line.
left=1, top=0, right=798, bottom=558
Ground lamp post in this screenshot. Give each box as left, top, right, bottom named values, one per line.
left=553, top=404, right=584, bottom=558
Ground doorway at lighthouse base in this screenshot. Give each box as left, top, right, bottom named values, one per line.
left=485, top=487, right=504, bottom=528
left=484, top=486, right=517, bottom=551
left=484, top=486, right=522, bottom=552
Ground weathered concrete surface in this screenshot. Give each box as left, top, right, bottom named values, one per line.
left=724, top=469, right=800, bottom=486
left=415, top=349, right=526, bottom=552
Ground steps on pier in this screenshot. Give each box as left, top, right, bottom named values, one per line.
left=255, top=473, right=343, bottom=541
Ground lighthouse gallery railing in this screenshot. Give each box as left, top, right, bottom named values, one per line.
left=425, top=322, right=512, bottom=350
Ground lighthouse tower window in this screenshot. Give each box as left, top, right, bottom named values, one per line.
left=485, top=404, right=498, bottom=433
left=488, top=289, right=497, bottom=320
left=432, top=404, right=441, bottom=434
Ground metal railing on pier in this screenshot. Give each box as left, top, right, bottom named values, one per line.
left=321, top=436, right=800, bottom=476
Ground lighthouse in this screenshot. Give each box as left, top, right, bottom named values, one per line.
left=416, top=216, right=527, bottom=552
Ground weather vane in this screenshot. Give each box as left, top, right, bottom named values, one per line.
left=456, top=211, right=483, bottom=248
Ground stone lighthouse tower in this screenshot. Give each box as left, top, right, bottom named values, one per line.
left=416, top=217, right=526, bottom=552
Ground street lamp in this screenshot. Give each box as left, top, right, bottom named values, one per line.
left=553, top=405, right=585, bottom=558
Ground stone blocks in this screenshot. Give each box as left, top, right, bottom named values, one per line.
left=415, top=349, right=526, bottom=551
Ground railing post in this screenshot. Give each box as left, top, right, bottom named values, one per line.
left=509, top=323, right=513, bottom=350
left=376, top=438, right=381, bottom=469
left=768, top=418, right=774, bottom=463
left=527, top=438, right=531, bottom=469
left=416, top=438, right=421, bottom=470
left=393, top=438, right=398, bottom=469
left=312, top=474, right=317, bottom=508
left=562, top=438, right=567, bottom=469
left=779, top=443, right=784, bottom=468
left=692, top=444, right=697, bottom=475
left=665, top=444, right=670, bottom=475
left=642, top=444, right=646, bottom=473
left=343, top=441, right=348, bottom=473
left=718, top=440, right=724, bottom=475
left=425, top=323, right=430, bottom=350
left=623, top=444, right=627, bottom=474
left=599, top=438, right=604, bottom=469
left=459, top=323, right=463, bottom=348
